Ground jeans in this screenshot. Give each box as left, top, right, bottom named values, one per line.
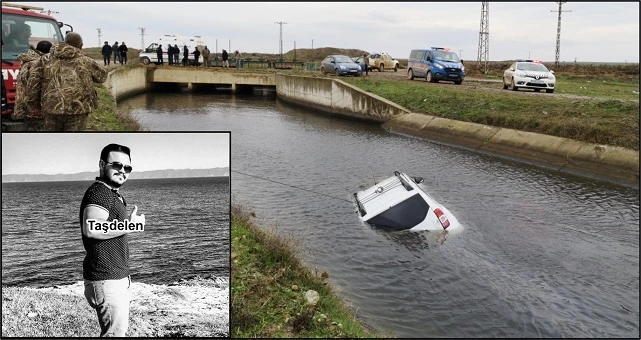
left=84, top=276, right=131, bottom=337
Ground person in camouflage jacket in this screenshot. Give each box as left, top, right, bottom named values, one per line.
left=26, top=32, right=107, bottom=131
left=13, top=41, right=52, bottom=131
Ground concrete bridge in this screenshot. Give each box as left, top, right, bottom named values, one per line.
left=107, top=66, right=277, bottom=98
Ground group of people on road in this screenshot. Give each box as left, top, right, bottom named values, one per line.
left=156, top=44, right=215, bottom=67
left=14, top=32, right=107, bottom=131
left=101, top=41, right=129, bottom=66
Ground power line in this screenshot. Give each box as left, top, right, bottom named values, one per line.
left=551, top=1, right=572, bottom=68
left=476, top=2, right=489, bottom=74
left=232, top=170, right=353, bottom=203
left=274, top=21, right=288, bottom=63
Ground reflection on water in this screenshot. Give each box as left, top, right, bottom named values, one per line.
left=122, top=91, right=639, bottom=338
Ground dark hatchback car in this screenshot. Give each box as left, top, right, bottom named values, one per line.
left=320, top=55, right=362, bottom=76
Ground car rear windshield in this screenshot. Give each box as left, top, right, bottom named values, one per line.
left=368, top=193, right=429, bottom=231
left=517, top=63, right=549, bottom=72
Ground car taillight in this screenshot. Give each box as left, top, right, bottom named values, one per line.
left=433, top=208, right=450, bottom=229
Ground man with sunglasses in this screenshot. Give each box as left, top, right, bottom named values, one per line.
left=79, top=143, right=145, bottom=337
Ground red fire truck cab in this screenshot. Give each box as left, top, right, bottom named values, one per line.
left=1, top=2, right=72, bottom=131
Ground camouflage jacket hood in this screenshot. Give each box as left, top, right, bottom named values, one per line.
left=49, top=42, right=83, bottom=60
left=24, top=42, right=108, bottom=116
left=17, top=48, right=44, bottom=64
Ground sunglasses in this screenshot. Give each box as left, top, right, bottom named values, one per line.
left=106, top=161, right=133, bottom=174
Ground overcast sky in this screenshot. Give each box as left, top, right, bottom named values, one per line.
left=16, top=1, right=640, bottom=63
left=2, top=133, right=230, bottom=175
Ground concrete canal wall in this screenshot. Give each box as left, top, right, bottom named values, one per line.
left=103, top=67, right=639, bottom=185
left=275, top=74, right=409, bottom=122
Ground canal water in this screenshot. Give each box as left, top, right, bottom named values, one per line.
left=123, top=91, right=639, bottom=338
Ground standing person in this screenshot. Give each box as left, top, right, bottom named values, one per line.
left=156, top=44, right=163, bottom=65
left=25, top=32, right=107, bottom=131
left=167, top=44, right=174, bottom=65
left=221, top=49, right=228, bottom=68
left=182, top=45, right=189, bottom=66
left=112, top=41, right=120, bottom=64
left=13, top=41, right=52, bottom=131
left=202, top=46, right=211, bottom=67
left=118, top=42, right=128, bottom=65
left=80, top=143, right=146, bottom=337
left=173, top=44, right=180, bottom=66
left=193, top=47, right=200, bottom=67
left=101, top=41, right=112, bottom=66
left=363, top=52, right=369, bottom=76
left=234, top=50, right=242, bottom=69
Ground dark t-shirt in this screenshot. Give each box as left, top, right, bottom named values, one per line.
left=79, top=179, right=130, bottom=281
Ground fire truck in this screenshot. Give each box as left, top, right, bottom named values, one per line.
left=1, top=2, right=72, bottom=131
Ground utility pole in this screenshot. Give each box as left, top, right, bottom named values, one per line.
left=312, top=39, right=314, bottom=49
left=138, top=27, right=145, bottom=50
left=476, top=2, right=489, bottom=74
left=294, top=41, right=296, bottom=62
left=274, top=21, right=288, bottom=63
left=97, top=28, right=102, bottom=47
left=551, top=1, right=571, bottom=68
left=459, top=49, right=463, bottom=59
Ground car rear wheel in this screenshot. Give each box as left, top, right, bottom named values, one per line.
left=394, top=64, right=398, bottom=72
left=511, top=78, right=518, bottom=91
left=546, top=89, right=554, bottom=93
left=379, top=64, right=384, bottom=72
left=426, top=71, right=434, bottom=83
left=407, top=69, right=414, bottom=80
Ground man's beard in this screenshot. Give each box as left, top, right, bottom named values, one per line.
left=100, top=174, right=124, bottom=188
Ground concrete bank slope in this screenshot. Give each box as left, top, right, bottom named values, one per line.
left=275, top=74, right=410, bottom=122
left=383, top=113, right=639, bottom=185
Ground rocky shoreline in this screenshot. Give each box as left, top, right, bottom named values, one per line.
left=1, top=276, right=229, bottom=337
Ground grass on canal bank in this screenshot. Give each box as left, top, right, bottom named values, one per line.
left=341, top=77, right=639, bottom=150
left=231, top=203, right=383, bottom=338
left=1, top=276, right=228, bottom=337
left=87, top=85, right=141, bottom=131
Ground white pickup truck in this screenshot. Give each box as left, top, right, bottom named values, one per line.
left=368, top=53, right=400, bottom=72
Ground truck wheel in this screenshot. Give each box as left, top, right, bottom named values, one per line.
left=141, top=57, right=150, bottom=65
left=379, top=64, right=384, bottom=72
left=407, top=69, right=414, bottom=80
left=426, top=71, right=434, bottom=83
left=394, top=64, right=398, bottom=72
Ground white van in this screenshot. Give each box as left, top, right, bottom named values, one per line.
left=138, top=34, right=207, bottom=65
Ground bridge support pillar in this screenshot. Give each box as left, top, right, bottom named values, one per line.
left=231, top=83, right=237, bottom=93
left=187, top=83, right=193, bottom=90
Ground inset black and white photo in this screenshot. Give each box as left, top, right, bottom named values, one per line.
left=1, top=132, right=230, bottom=337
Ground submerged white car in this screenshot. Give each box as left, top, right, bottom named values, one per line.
left=503, top=59, right=556, bottom=93
left=354, top=171, right=461, bottom=232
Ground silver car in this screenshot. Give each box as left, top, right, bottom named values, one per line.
left=503, top=60, right=556, bottom=93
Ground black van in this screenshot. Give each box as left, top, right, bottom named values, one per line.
left=407, top=48, right=465, bottom=84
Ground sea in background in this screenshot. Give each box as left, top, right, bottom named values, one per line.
left=1, top=177, right=229, bottom=287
